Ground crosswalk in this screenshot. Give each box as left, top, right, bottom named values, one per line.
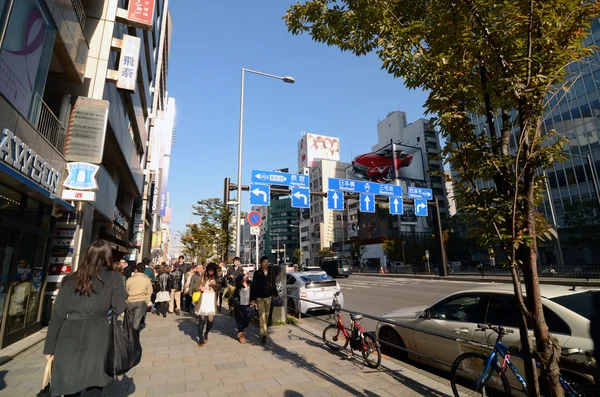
left=338, top=276, right=489, bottom=290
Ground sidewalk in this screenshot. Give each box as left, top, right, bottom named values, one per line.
left=0, top=308, right=453, bottom=397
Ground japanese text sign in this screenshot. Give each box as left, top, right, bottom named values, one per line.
left=127, top=0, right=156, bottom=28
left=117, top=35, right=141, bottom=91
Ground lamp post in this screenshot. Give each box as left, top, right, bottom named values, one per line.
left=235, top=69, right=295, bottom=258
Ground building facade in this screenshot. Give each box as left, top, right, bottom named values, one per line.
left=265, top=197, right=299, bottom=264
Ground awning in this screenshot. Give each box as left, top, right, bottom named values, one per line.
left=0, top=162, right=75, bottom=212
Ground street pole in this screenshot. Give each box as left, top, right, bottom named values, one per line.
left=283, top=244, right=286, bottom=264
left=586, top=154, right=600, bottom=211
left=391, top=139, right=402, bottom=238
left=402, top=241, right=406, bottom=267
left=277, top=234, right=280, bottom=265
left=255, top=234, right=259, bottom=267
left=543, top=170, right=565, bottom=267
left=434, top=199, right=448, bottom=276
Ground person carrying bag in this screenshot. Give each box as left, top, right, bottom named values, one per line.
left=37, top=356, right=52, bottom=397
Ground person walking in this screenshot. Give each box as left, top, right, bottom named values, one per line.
left=182, top=265, right=196, bottom=313
left=43, top=240, right=127, bottom=397
left=192, top=263, right=220, bottom=347
left=217, top=261, right=227, bottom=312
left=250, top=256, right=275, bottom=344
left=122, top=260, right=135, bottom=279
left=233, top=270, right=252, bottom=344
left=155, top=263, right=172, bottom=317
left=226, top=257, right=244, bottom=317
left=169, top=263, right=183, bottom=315
left=126, top=263, right=152, bottom=331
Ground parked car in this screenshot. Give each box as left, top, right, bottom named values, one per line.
left=351, top=147, right=413, bottom=182
left=286, top=270, right=344, bottom=315
left=376, top=284, right=596, bottom=392
left=321, top=257, right=353, bottom=278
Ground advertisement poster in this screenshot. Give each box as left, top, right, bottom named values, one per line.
left=347, top=220, right=359, bottom=238
left=298, top=133, right=340, bottom=170
left=347, top=144, right=425, bottom=183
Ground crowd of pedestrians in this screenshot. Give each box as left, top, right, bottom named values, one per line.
left=43, top=242, right=279, bottom=396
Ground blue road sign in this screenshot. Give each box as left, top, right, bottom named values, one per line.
left=251, top=170, right=309, bottom=188
left=327, top=190, right=344, bottom=211
left=415, top=199, right=428, bottom=216
left=249, top=184, right=270, bottom=206
left=328, top=178, right=402, bottom=197
left=389, top=196, right=403, bottom=215
left=360, top=194, right=375, bottom=213
left=291, top=187, right=310, bottom=209
left=408, top=186, right=433, bottom=200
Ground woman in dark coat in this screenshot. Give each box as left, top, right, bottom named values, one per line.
left=43, top=239, right=127, bottom=397
left=154, top=263, right=172, bottom=317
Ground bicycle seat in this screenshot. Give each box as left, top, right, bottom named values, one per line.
left=350, top=313, right=363, bottom=321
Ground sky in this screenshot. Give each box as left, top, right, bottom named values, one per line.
left=166, top=1, right=429, bottom=237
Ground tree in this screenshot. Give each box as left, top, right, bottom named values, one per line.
left=285, top=2, right=600, bottom=394
left=193, top=198, right=234, bottom=262
left=292, top=248, right=303, bottom=265
left=180, top=224, right=214, bottom=265
left=351, top=242, right=367, bottom=268
left=563, top=199, right=600, bottom=228
left=382, top=238, right=403, bottom=264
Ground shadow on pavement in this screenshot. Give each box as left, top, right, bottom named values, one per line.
left=104, top=373, right=136, bottom=396
left=0, top=370, right=6, bottom=390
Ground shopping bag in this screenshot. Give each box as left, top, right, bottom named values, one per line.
left=105, top=311, right=142, bottom=376
left=36, top=357, right=52, bottom=397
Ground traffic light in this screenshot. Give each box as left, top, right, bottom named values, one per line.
left=223, top=177, right=230, bottom=205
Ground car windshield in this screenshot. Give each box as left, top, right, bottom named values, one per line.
left=374, top=147, right=403, bottom=158
left=300, top=274, right=333, bottom=283
left=550, top=291, right=595, bottom=320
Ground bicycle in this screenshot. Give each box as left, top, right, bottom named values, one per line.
left=322, top=291, right=382, bottom=369
left=450, top=323, right=596, bottom=396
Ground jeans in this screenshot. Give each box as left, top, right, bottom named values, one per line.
left=64, top=386, right=102, bottom=397
left=169, top=290, right=181, bottom=312
left=126, top=301, right=147, bottom=330
left=197, top=314, right=214, bottom=343
left=256, top=297, right=272, bottom=337
left=234, top=305, right=252, bottom=332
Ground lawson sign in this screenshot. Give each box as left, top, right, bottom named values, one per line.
left=63, top=162, right=99, bottom=190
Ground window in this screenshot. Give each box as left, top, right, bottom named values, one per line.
left=430, top=294, right=487, bottom=323
left=0, top=184, right=22, bottom=218
left=550, top=292, right=595, bottom=321
left=286, top=275, right=296, bottom=285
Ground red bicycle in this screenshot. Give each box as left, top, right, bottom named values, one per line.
left=322, top=291, right=381, bottom=369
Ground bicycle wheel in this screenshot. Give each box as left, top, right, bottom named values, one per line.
left=361, top=333, right=382, bottom=369
left=323, top=324, right=349, bottom=351
left=574, top=383, right=598, bottom=397
left=450, top=352, right=511, bottom=397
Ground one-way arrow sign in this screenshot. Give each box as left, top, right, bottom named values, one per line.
left=389, top=196, right=403, bottom=215
left=327, top=190, right=344, bottom=211
left=360, top=194, right=375, bottom=213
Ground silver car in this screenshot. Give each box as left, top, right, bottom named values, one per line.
left=286, top=270, right=344, bottom=315
left=376, top=284, right=595, bottom=390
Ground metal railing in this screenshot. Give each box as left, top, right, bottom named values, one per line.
left=71, top=0, right=86, bottom=30
left=287, top=295, right=597, bottom=376
left=36, top=100, right=66, bottom=154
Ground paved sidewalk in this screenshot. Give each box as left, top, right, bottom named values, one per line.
left=0, top=309, right=453, bottom=397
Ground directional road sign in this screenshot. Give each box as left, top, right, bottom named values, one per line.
left=252, top=170, right=309, bottom=188
left=249, top=184, right=270, bottom=206
left=389, top=196, right=403, bottom=215
left=329, top=178, right=402, bottom=197
left=415, top=199, right=428, bottom=216
left=327, top=190, right=344, bottom=211
left=360, top=194, right=375, bottom=213
left=247, top=211, right=262, bottom=227
left=291, top=187, right=310, bottom=209
left=408, top=186, right=433, bottom=200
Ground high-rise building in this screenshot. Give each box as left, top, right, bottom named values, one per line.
left=265, top=197, right=299, bottom=264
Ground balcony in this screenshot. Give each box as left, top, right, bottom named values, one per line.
left=30, top=95, right=66, bottom=153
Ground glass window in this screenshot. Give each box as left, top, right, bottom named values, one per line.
left=430, top=294, right=487, bottom=323
left=6, top=233, right=37, bottom=334
left=486, top=295, right=520, bottom=328
left=566, top=168, right=577, bottom=185
left=550, top=291, right=595, bottom=321
left=23, top=196, right=40, bottom=224
left=0, top=184, right=22, bottom=218
left=0, top=0, right=56, bottom=120
left=556, top=171, right=567, bottom=187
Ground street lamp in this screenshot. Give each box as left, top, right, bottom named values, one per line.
left=235, top=68, right=295, bottom=258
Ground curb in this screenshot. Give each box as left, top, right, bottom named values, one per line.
left=293, top=321, right=453, bottom=396
left=0, top=328, right=46, bottom=366
left=354, top=273, right=600, bottom=287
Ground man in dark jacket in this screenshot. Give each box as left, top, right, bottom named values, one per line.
left=250, top=256, right=275, bottom=344
left=226, top=257, right=244, bottom=317
left=169, top=264, right=183, bottom=315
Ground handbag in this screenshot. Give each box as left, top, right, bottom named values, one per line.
left=152, top=280, right=160, bottom=294
left=36, top=357, right=52, bottom=397
left=192, top=291, right=201, bottom=303
left=105, top=311, right=142, bottom=376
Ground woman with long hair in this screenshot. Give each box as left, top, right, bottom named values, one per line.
left=43, top=240, right=126, bottom=397
left=191, top=262, right=221, bottom=347
left=154, top=262, right=172, bottom=317
left=233, top=270, right=252, bottom=344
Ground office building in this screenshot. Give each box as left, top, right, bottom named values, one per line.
left=265, top=197, right=299, bottom=264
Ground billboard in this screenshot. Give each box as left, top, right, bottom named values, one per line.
left=346, top=144, right=425, bottom=182
left=347, top=220, right=359, bottom=238
left=298, top=133, right=340, bottom=171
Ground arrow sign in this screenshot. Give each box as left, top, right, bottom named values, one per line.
left=328, top=177, right=402, bottom=196
left=291, top=187, right=310, bottom=209
left=408, top=186, right=433, bottom=200
left=415, top=199, right=428, bottom=216
left=249, top=184, right=270, bottom=206
left=389, top=196, right=403, bottom=215
left=251, top=170, right=309, bottom=188
left=327, top=190, right=344, bottom=211
left=360, top=194, right=375, bottom=213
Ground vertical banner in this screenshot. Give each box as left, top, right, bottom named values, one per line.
left=117, top=35, right=141, bottom=91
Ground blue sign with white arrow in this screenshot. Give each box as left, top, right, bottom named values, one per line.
left=329, top=178, right=402, bottom=197
left=291, top=187, right=310, bottom=209
left=360, top=194, right=375, bottom=213
left=408, top=186, right=433, bottom=200
left=252, top=170, right=309, bottom=188
left=415, top=199, right=428, bottom=216
left=327, top=190, right=344, bottom=211
left=389, top=196, right=403, bottom=215
left=249, top=184, right=270, bottom=206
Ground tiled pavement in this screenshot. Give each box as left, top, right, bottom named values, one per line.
left=0, top=309, right=453, bottom=397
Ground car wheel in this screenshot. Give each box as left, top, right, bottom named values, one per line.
left=287, top=298, right=298, bottom=317
left=378, top=326, right=407, bottom=360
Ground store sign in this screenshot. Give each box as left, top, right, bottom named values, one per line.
left=127, top=0, right=156, bottom=28
left=114, top=208, right=129, bottom=230
left=151, top=180, right=160, bottom=214
left=117, top=35, right=141, bottom=91
left=63, top=162, right=99, bottom=190
left=65, top=97, right=109, bottom=164
left=152, top=232, right=162, bottom=249
left=0, top=129, right=60, bottom=194
left=62, top=190, right=95, bottom=201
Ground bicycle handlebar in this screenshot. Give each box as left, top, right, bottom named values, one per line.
left=477, top=323, right=515, bottom=335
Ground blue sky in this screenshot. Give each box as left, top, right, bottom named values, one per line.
left=166, top=1, right=429, bottom=236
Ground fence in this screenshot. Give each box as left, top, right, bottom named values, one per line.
left=36, top=100, right=66, bottom=154
left=71, top=0, right=86, bottom=30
